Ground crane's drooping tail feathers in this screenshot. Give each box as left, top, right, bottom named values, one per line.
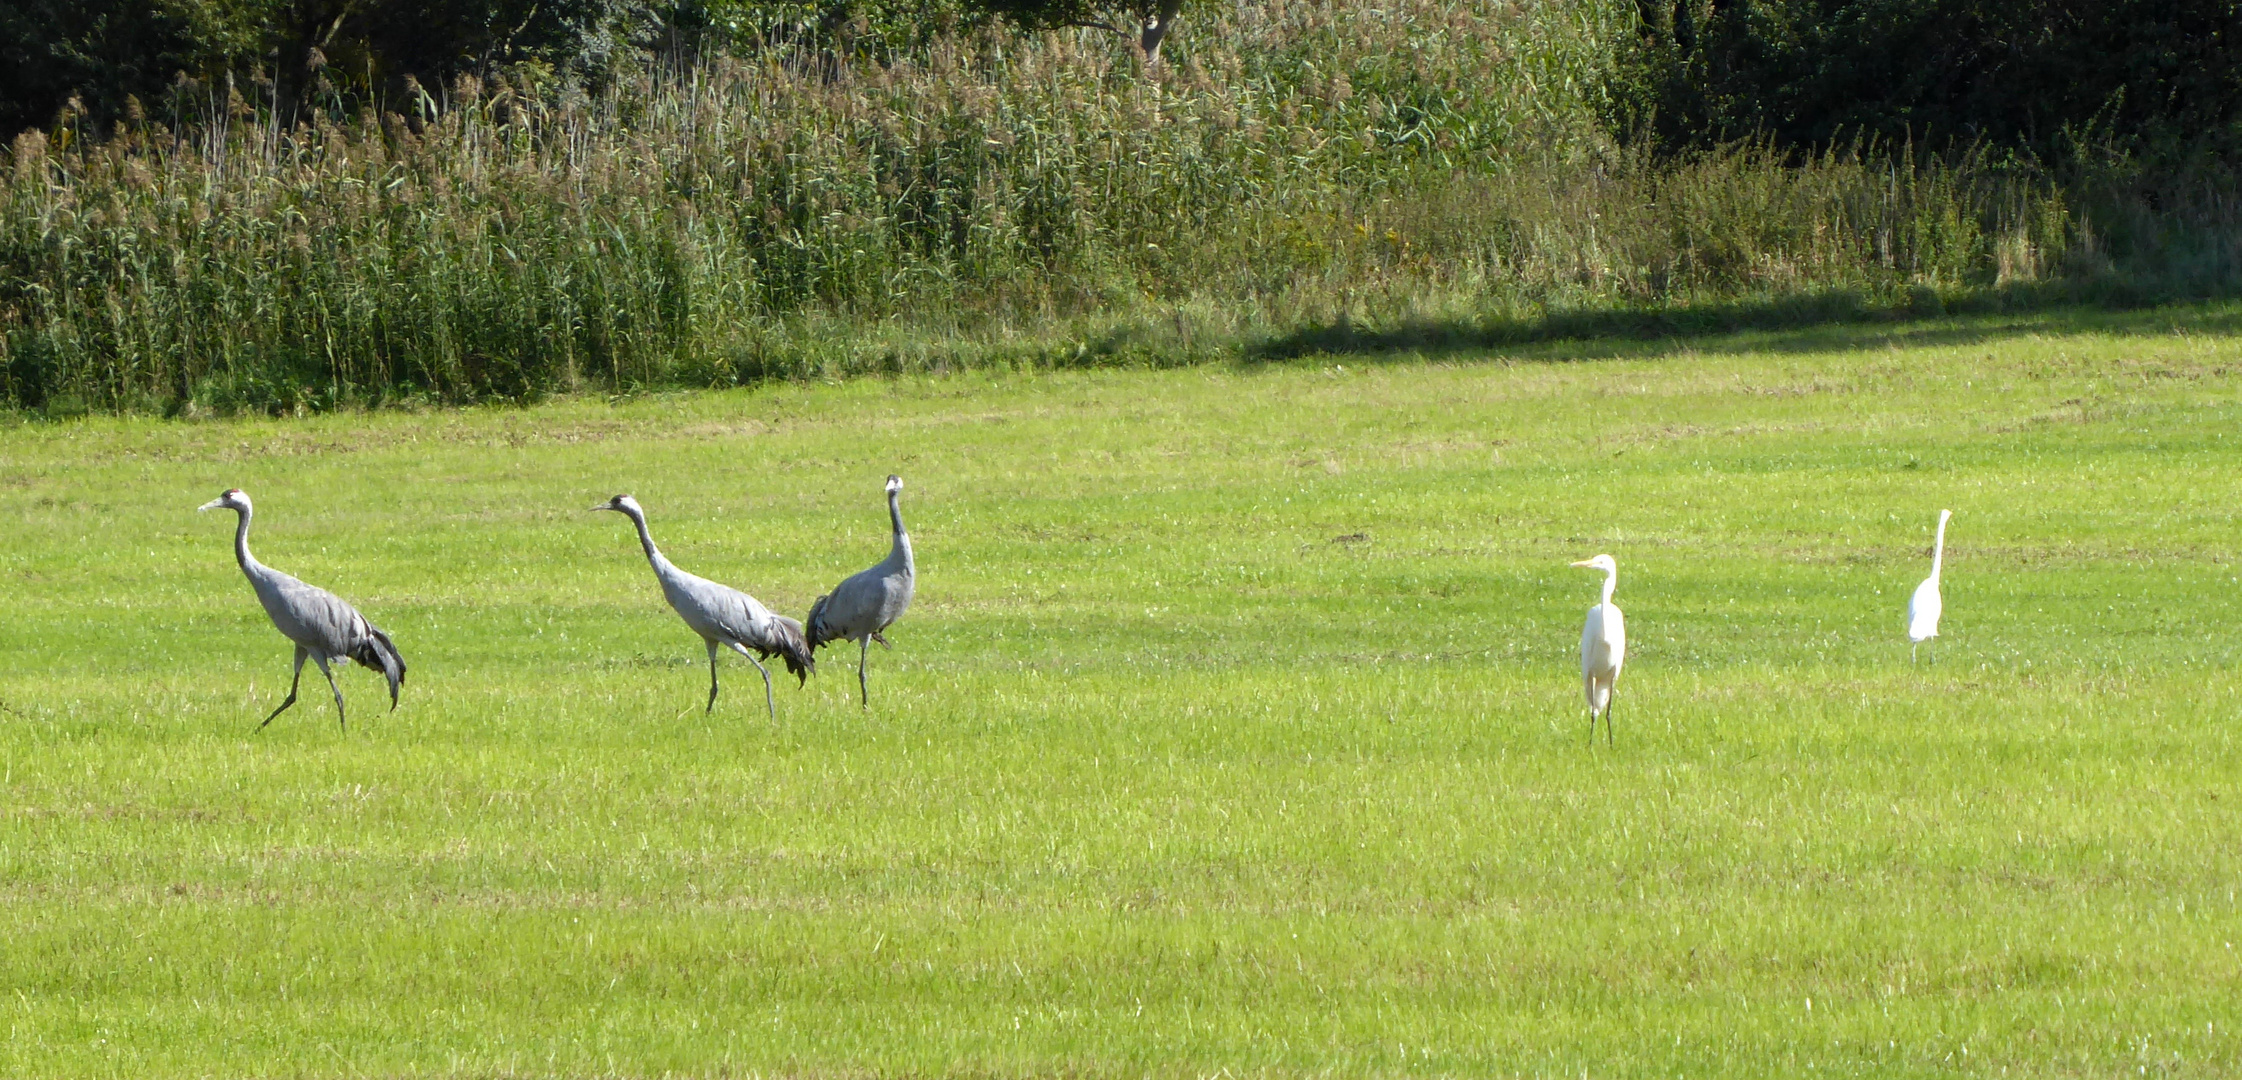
left=805, top=595, right=888, bottom=655
left=767, top=616, right=815, bottom=685
left=349, top=626, right=407, bottom=708
left=805, top=592, right=837, bottom=651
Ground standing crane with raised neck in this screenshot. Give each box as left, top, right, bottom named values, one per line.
left=1571, top=554, right=1626, bottom=746
left=593, top=495, right=813, bottom=719
left=806, top=475, right=916, bottom=708
left=198, top=489, right=405, bottom=730
left=1907, top=509, right=1953, bottom=662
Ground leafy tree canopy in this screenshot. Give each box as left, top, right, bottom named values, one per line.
left=1611, top=0, right=2242, bottom=158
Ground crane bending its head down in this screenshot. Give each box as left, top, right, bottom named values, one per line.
left=1906, top=509, right=1952, bottom=662
left=1570, top=554, right=1625, bottom=747
left=592, top=493, right=813, bottom=719
left=199, top=487, right=406, bottom=730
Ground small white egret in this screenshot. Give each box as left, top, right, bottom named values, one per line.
left=1907, top=509, right=1952, bottom=662
left=1570, top=554, right=1626, bottom=746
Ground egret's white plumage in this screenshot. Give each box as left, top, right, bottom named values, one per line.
left=1571, top=554, right=1626, bottom=746
left=806, top=475, right=916, bottom=708
left=199, top=488, right=406, bottom=730
left=593, top=494, right=813, bottom=718
left=1907, top=509, right=1952, bottom=661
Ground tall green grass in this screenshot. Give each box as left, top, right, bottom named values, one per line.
left=0, top=0, right=2086, bottom=414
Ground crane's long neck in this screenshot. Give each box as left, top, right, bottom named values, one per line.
left=624, top=508, right=672, bottom=575
left=888, top=490, right=914, bottom=572
left=1600, top=567, right=1617, bottom=607
left=1930, top=515, right=1949, bottom=580
left=232, top=506, right=261, bottom=575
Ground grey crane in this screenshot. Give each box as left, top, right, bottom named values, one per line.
left=806, top=474, right=916, bottom=708
left=592, top=494, right=813, bottom=718
left=198, top=488, right=405, bottom=730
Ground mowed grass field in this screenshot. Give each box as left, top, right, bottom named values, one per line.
left=3, top=304, right=2241, bottom=1078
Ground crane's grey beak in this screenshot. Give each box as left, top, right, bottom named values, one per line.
left=198, top=498, right=225, bottom=512
left=589, top=503, right=612, bottom=512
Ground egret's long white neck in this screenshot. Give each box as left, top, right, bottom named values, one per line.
left=1600, top=566, right=1617, bottom=607
left=888, top=489, right=913, bottom=571
left=1930, top=513, right=1949, bottom=580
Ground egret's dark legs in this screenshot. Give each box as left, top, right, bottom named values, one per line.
left=259, top=646, right=309, bottom=731
left=857, top=635, right=871, bottom=709
left=729, top=642, right=775, bottom=720
left=314, top=654, right=346, bottom=730
left=1606, top=689, right=1616, bottom=747
left=705, top=639, right=722, bottom=714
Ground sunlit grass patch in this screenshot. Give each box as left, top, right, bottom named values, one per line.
left=0, top=304, right=2238, bottom=1076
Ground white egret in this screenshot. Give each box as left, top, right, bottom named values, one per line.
left=1570, top=554, right=1626, bottom=746
left=1907, top=509, right=1952, bottom=662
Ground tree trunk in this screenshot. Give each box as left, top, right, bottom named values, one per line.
left=1139, top=0, right=1183, bottom=64
left=273, top=0, right=357, bottom=126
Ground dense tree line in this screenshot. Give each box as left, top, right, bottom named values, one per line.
left=0, top=0, right=661, bottom=134
left=1613, top=0, right=2242, bottom=158
left=0, top=0, right=1190, bottom=137
left=9, top=0, right=2242, bottom=160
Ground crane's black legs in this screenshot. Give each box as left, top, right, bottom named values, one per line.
left=259, top=646, right=309, bottom=731
left=315, top=654, right=346, bottom=730
left=857, top=636, right=871, bottom=709
left=705, top=639, right=722, bottom=714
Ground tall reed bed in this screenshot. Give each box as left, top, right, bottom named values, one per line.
left=0, top=0, right=2074, bottom=414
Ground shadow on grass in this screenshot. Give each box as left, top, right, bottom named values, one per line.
left=1241, top=281, right=2242, bottom=367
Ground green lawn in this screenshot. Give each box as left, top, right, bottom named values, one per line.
left=2, top=304, right=2239, bottom=1077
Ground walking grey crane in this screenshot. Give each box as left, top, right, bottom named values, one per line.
left=1907, top=509, right=1952, bottom=662
left=198, top=489, right=405, bottom=730
left=806, top=475, right=916, bottom=708
left=1571, top=554, right=1626, bottom=746
left=592, top=494, right=813, bottom=718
